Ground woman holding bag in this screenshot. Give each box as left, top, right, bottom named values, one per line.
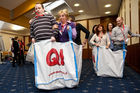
left=57, top=9, right=77, bottom=42
left=90, top=24, right=110, bottom=48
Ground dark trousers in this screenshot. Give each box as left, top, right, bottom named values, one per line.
left=113, top=44, right=127, bottom=51
left=19, top=50, right=25, bottom=64
left=13, top=52, right=18, bottom=66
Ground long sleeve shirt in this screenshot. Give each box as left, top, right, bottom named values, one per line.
left=30, top=14, right=57, bottom=42
left=111, top=25, right=140, bottom=44
left=74, top=23, right=90, bottom=45
left=90, top=33, right=110, bottom=47
left=58, top=21, right=77, bottom=42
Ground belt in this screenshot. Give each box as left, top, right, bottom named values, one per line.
left=114, top=44, right=127, bottom=47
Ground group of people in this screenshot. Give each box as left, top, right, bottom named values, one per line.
left=30, top=3, right=90, bottom=46
left=11, top=37, right=25, bottom=67
left=28, top=3, right=140, bottom=88
left=89, top=17, right=140, bottom=51
left=30, top=3, right=140, bottom=57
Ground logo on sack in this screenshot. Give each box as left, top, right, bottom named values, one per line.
left=46, top=48, right=64, bottom=66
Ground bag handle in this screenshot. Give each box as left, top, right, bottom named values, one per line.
left=68, top=26, right=73, bottom=41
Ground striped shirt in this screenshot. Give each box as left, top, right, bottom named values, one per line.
left=30, top=14, right=57, bottom=42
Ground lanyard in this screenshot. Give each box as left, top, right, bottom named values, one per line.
left=33, top=10, right=44, bottom=18
left=61, top=24, right=66, bottom=32
left=59, top=23, right=67, bottom=35
left=120, top=24, right=125, bottom=39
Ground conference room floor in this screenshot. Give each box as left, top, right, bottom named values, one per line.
left=0, top=59, right=140, bottom=93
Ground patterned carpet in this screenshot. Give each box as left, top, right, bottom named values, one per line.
left=0, top=59, right=140, bottom=93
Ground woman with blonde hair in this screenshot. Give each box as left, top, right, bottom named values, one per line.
left=57, top=9, right=77, bottom=42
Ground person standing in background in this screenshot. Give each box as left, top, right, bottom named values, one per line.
left=90, top=24, right=110, bottom=48
left=69, top=15, right=90, bottom=47
left=18, top=39, right=25, bottom=65
left=88, top=25, right=97, bottom=47
left=106, top=23, right=115, bottom=50
left=111, top=17, right=140, bottom=51
left=11, top=37, right=19, bottom=67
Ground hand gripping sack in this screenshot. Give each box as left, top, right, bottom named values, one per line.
left=92, top=45, right=126, bottom=78
left=34, top=26, right=82, bottom=90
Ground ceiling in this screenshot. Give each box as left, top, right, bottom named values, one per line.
left=0, top=0, right=121, bottom=33
left=0, top=20, right=29, bottom=35
left=0, top=0, right=26, bottom=10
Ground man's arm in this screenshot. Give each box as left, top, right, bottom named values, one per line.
left=128, top=27, right=140, bottom=37
left=78, top=23, right=90, bottom=39
left=77, top=23, right=90, bottom=47
left=30, top=23, right=35, bottom=43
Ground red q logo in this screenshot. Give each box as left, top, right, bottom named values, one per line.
left=46, top=48, right=64, bottom=66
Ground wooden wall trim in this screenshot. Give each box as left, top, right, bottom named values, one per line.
left=139, top=0, right=140, bottom=43
left=124, top=0, right=126, bottom=24
left=127, top=64, right=140, bottom=73
left=126, top=43, right=140, bottom=73
left=130, top=0, right=132, bottom=45
left=118, top=0, right=123, bottom=14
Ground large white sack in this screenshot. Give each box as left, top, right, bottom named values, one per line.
left=34, top=40, right=82, bottom=90
left=26, top=44, right=34, bottom=64
left=92, top=46, right=126, bottom=78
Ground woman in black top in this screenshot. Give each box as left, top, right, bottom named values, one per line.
left=88, top=25, right=97, bottom=47
left=69, top=15, right=90, bottom=47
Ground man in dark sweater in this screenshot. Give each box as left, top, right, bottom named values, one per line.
left=30, top=3, right=58, bottom=43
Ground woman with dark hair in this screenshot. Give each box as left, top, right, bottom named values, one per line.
left=92, top=25, right=97, bottom=34
left=88, top=25, right=97, bottom=47
left=90, top=24, right=110, bottom=48
left=107, top=23, right=115, bottom=50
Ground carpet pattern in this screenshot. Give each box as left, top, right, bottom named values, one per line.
left=0, top=60, right=140, bottom=93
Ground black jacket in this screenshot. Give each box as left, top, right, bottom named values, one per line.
left=74, top=23, right=90, bottom=45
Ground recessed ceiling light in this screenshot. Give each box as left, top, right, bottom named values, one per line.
left=105, top=11, right=111, bottom=14
left=12, top=25, right=25, bottom=30
left=105, top=4, right=112, bottom=8
left=78, top=10, right=84, bottom=13
left=74, top=3, right=80, bottom=7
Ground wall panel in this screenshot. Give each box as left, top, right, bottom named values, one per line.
left=77, top=20, right=88, bottom=49
left=131, top=0, right=139, bottom=44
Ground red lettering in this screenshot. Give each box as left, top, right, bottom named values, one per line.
left=48, top=71, right=67, bottom=76
left=59, top=49, right=64, bottom=65
left=46, top=48, right=64, bottom=66
left=46, top=48, right=59, bottom=66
